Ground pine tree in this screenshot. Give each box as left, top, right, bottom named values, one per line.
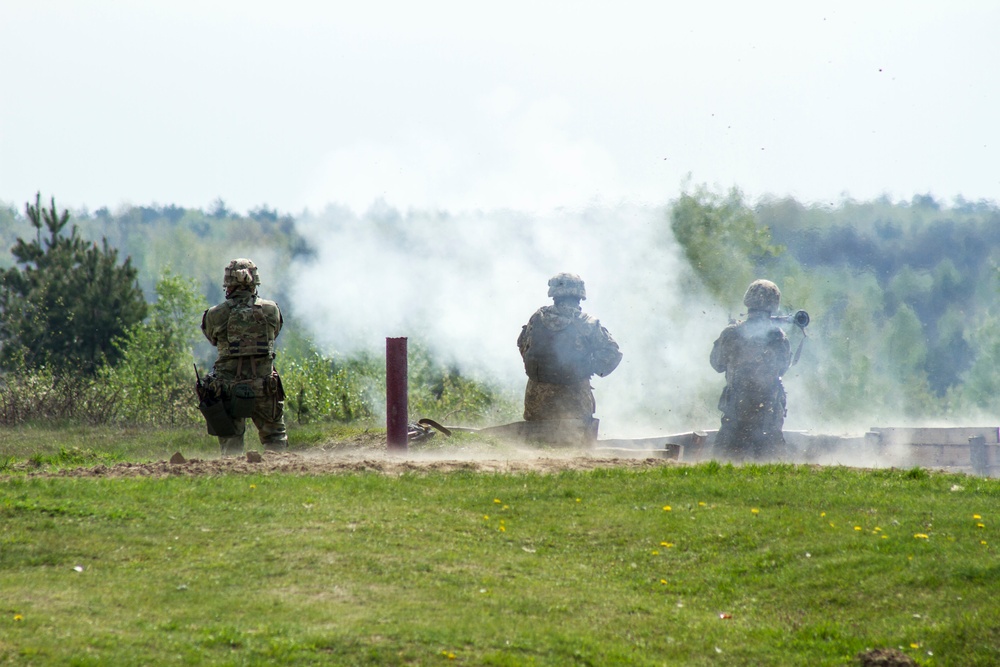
left=0, top=193, right=147, bottom=374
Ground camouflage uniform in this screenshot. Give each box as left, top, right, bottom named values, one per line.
left=710, top=280, right=791, bottom=462
left=201, top=258, right=287, bottom=456
left=517, top=274, right=622, bottom=431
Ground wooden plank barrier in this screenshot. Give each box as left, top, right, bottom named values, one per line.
left=868, top=427, right=1000, bottom=476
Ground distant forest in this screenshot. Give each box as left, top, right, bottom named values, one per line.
left=2, top=190, right=1000, bottom=426
left=0, top=199, right=312, bottom=310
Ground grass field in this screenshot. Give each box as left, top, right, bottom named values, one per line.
left=1, top=426, right=999, bottom=665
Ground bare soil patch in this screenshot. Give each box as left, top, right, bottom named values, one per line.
left=855, top=647, right=917, bottom=666
left=23, top=435, right=682, bottom=479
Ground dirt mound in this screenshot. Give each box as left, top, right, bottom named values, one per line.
left=23, top=437, right=681, bottom=479
left=856, top=648, right=916, bottom=667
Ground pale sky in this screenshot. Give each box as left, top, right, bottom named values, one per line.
left=2, top=1, right=998, bottom=215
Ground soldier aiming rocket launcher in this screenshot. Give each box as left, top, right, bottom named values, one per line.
left=772, top=309, right=810, bottom=329
left=772, top=309, right=810, bottom=364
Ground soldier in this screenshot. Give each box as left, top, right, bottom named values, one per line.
left=710, top=279, right=791, bottom=462
left=517, top=273, right=622, bottom=441
left=201, top=258, right=287, bottom=456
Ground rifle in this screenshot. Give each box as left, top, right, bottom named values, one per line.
left=194, top=364, right=206, bottom=401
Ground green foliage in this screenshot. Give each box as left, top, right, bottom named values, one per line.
left=280, top=346, right=379, bottom=423
left=278, top=337, right=520, bottom=427
left=952, top=311, right=1000, bottom=414
left=0, top=194, right=147, bottom=374
left=406, top=339, right=521, bottom=426
left=98, top=272, right=208, bottom=425
left=669, top=186, right=784, bottom=302
left=758, top=194, right=1000, bottom=413
left=0, top=367, right=119, bottom=425
left=73, top=202, right=311, bottom=307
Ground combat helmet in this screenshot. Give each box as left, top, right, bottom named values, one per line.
left=743, top=279, right=780, bottom=313
left=223, top=258, right=261, bottom=291
left=547, top=272, right=586, bottom=300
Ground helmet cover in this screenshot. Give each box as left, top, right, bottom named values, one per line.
left=547, top=272, right=586, bottom=300
left=223, top=258, right=260, bottom=289
left=743, top=279, right=781, bottom=312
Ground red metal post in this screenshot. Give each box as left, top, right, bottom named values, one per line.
left=386, top=337, right=408, bottom=451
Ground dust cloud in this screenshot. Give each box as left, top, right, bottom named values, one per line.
left=286, top=199, right=961, bottom=469
left=288, top=201, right=729, bottom=439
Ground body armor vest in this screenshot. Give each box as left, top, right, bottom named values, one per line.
left=221, top=296, right=275, bottom=359
left=522, top=310, right=593, bottom=384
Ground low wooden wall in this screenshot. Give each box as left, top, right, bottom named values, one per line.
left=659, top=427, right=1000, bottom=476
left=867, top=426, right=1000, bottom=476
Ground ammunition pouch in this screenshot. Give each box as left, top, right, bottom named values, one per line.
left=230, top=382, right=256, bottom=418
left=198, top=367, right=285, bottom=436
left=199, top=393, right=236, bottom=437
left=267, top=370, right=285, bottom=401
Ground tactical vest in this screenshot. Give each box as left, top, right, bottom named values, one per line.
left=523, top=311, right=593, bottom=384
left=220, top=296, right=275, bottom=360
left=720, top=321, right=788, bottom=405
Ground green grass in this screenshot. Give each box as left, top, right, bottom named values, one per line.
left=1, top=437, right=999, bottom=665
left=0, top=421, right=383, bottom=472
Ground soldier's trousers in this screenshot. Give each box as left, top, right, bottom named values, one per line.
left=714, top=402, right=785, bottom=462
left=522, top=378, right=596, bottom=421
left=218, top=390, right=287, bottom=456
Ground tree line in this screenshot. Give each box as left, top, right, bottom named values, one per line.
left=2, top=188, right=1000, bottom=432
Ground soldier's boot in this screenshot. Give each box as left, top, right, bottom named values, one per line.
left=259, top=422, right=288, bottom=452
left=219, top=434, right=245, bottom=457
left=263, top=438, right=287, bottom=452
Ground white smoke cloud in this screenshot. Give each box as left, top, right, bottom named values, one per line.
left=287, top=197, right=997, bottom=477
left=289, top=201, right=730, bottom=438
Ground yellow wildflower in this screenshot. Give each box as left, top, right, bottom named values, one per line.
left=973, top=514, right=982, bottom=519
left=854, top=526, right=862, bottom=531
left=249, top=484, right=256, bottom=490
left=493, top=498, right=501, bottom=504
left=977, top=523, right=985, bottom=529
left=660, top=541, right=674, bottom=548
left=914, top=533, right=929, bottom=539
left=663, top=505, right=671, bottom=511
left=751, top=508, right=760, bottom=515
left=13, top=614, right=23, bottom=622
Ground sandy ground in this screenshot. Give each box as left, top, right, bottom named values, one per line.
left=18, top=432, right=684, bottom=479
